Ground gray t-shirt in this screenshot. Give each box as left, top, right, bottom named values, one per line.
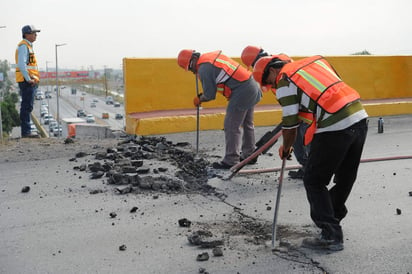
left=198, top=63, right=262, bottom=112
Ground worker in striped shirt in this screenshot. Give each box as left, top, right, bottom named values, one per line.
left=253, top=55, right=368, bottom=252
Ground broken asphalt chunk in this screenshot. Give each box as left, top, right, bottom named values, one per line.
left=90, top=171, right=105, bottom=179
left=21, top=186, right=30, bottom=193
left=212, top=247, right=223, bottom=257
left=178, top=218, right=192, bottom=227
left=188, top=230, right=223, bottom=248
left=89, top=189, right=104, bottom=195
left=64, top=138, right=74, bottom=144
left=115, top=186, right=133, bottom=195
left=136, top=168, right=150, bottom=174
left=196, top=252, right=209, bottom=261
left=75, top=152, right=88, bottom=158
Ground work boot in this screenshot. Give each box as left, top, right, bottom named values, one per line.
left=240, top=156, right=258, bottom=165
left=288, top=168, right=304, bottom=179
left=301, top=236, right=344, bottom=251
left=212, top=161, right=233, bottom=170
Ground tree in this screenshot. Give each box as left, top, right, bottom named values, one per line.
left=0, top=60, right=13, bottom=92
left=1, top=59, right=20, bottom=135
left=1, top=94, right=20, bottom=133
left=351, top=50, right=372, bottom=55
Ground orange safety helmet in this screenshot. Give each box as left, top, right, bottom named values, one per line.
left=252, top=56, right=283, bottom=86
left=241, top=45, right=264, bottom=68
left=177, top=49, right=195, bottom=71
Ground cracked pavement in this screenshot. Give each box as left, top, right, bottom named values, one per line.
left=0, top=115, right=411, bottom=273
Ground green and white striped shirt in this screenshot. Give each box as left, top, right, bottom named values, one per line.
left=276, top=79, right=368, bottom=133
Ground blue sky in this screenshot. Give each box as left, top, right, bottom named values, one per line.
left=1, top=0, right=411, bottom=70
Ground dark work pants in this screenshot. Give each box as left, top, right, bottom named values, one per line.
left=293, top=122, right=310, bottom=169
left=303, top=119, right=368, bottom=242
left=19, top=81, right=36, bottom=136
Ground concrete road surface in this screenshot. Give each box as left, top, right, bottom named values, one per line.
left=0, top=115, right=411, bottom=273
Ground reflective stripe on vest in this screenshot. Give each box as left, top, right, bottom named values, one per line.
left=198, top=51, right=251, bottom=98
left=15, top=40, right=40, bottom=83
left=280, top=55, right=360, bottom=113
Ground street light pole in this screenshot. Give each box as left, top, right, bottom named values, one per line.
left=0, top=26, right=6, bottom=143
left=55, top=43, right=67, bottom=138
left=46, top=61, right=52, bottom=93
left=45, top=61, right=52, bottom=136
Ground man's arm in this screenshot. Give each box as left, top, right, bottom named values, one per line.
left=17, top=44, right=31, bottom=82
left=282, top=127, right=297, bottom=155
left=276, top=81, right=300, bottom=158
left=198, top=63, right=219, bottom=102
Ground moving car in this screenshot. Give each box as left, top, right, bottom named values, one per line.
left=53, top=125, right=63, bottom=137
left=77, top=109, right=86, bottom=117
left=113, top=102, right=121, bottom=107
left=40, top=108, right=48, bottom=117
left=48, top=121, right=58, bottom=132
left=35, top=91, right=44, bottom=100
left=105, top=96, right=114, bottom=104
left=90, top=102, right=96, bottom=108
left=115, top=113, right=123, bottom=120
left=29, top=121, right=38, bottom=136
left=43, top=114, right=54, bottom=125
left=86, top=114, right=95, bottom=123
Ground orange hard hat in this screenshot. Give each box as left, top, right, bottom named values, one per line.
left=177, top=49, right=195, bottom=71
left=241, top=45, right=263, bottom=68
left=252, top=56, right=275, bottom=86
left=278, top=53, right=293, bottom=63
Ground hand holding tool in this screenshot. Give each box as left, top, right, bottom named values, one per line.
left=278, top=145, right=293, bottom=160
left=193, top=96, right=201, bottom=107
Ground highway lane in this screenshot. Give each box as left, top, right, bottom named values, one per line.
left=33, top=87, right=125, bottom=136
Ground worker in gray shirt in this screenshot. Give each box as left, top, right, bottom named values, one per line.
left=177, top=49, right=262, bottom=169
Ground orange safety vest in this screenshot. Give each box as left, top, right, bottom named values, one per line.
left=197, top=51, right=251, bottom=98
left=15, top=40, right=40, bottom=83
left=278, top=55, right=361, bottom=145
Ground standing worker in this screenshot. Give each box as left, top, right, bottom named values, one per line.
left=15, top=25, right=41, bottom=138
left=177, top=49, right=262, bottom=169
left=253, top=55, right=368, bottom=251
left=241, top=45, right=308, bottom=179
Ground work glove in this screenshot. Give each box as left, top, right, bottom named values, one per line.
left=278, top=145, right=293, bottom=160
left=193, top=93, right=202, bottom=107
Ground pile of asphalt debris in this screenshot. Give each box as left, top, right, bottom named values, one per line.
left=71, top=135, right=219, bottom=195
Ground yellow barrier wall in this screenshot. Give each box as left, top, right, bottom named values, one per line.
left=124, top=56, right=412, bottom=112
left=123, top=55, right=412, bottom=135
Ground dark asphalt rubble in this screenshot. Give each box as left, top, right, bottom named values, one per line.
left=72, top=135, right=216, bottom=194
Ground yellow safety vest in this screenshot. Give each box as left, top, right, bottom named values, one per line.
left=15, top=40, right=40, bottom=83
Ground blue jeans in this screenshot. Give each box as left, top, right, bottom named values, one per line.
left=303, top=119, right=368, bottom=242
left=19, top=81, right=36, bottom=136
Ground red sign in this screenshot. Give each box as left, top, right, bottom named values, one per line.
left=39, top=71, right=100, bottom=79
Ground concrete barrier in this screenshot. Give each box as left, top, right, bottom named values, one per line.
left=123, top=55, right=412, bottom=135
left=75, top=124, right=114, bottom=139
